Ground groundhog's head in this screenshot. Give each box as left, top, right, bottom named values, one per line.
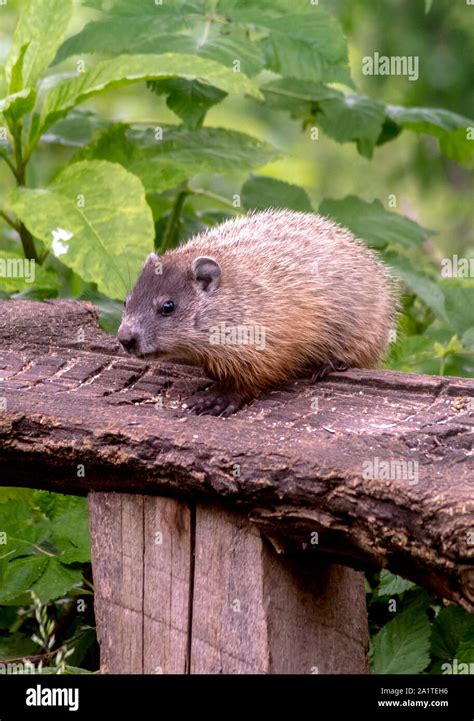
left=117, top=252, right=221, bottom=361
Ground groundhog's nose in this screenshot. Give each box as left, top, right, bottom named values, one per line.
left=118, top=326, right=138, bottom=354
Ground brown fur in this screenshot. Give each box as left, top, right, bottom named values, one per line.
left=119, top=210, right=398, bottom=412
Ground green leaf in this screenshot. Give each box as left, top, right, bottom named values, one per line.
left=29, top=559, right=83, bottom=604
left=386, top=105, right=474, bottom=166
left=261, top=77, right=339, bottom=116
left=260, top=12, right=351, bottom=85
left=0, top=501, right=50, bottom=560
left=54, top=1, right=189, bottom=57
left=50, top=497, right=90, bottom=564
left=377, top=570, right=416, bottom=597
left=241, top=175, right=313, bottom=212
left=9, top=160, right=155, bottom=300
left=382, top=251, right=447, bottom=322
left=5, top=0, right=73, bottom=90
left=9, top=42, right=30, bottom=95
left=0, top=487, right=36, bottom=504
left=443, top=286, right=474, bottom=336
left=0, top=554, right=83, bottom=605
left=0, top=89, right=35, bottom=116
left=39, top=53, right=263, bottom=136
left=55, top=1, right=263, bottom=77
left=58, top=2, right=348, bottom=84
left=75, top=124, right=279, bottom=194
left=0, top=634, right=37, bottom=660
left=147, top=78, right=226, bottom=129
left=431, top=605, right=474, bottom=660
left=225, top=4, right=351, bottom=86
left=457, top=632, right=474, bottom=665
left=387, top=335, right=437, bottom=373
left=425, top=0, right=433, bottom=13
left=370, top=606, right=431, bottom=674
left=0, top=556, right=49, bottom=605
left=318, top=93, right=386, bottom=158
left=319, top=196, right=433, bottom=250
left=462, top=327, right=474, bottom=349
left=0, top=251, right=60, bottom=294
left=41, top=109, right=109, bottom=148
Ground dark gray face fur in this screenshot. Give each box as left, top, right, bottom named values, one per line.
left=117, top=253, right=220, bottom=360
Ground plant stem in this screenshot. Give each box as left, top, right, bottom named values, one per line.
left=192, top=186, right=243, bottom=211
left=159, top=186, right=189, bottom=253
left=0, top=153, right=20, bottom=181
left=18, top=223, right=39, bottom=262
left=9, top=124, right=40, bottom=262
left=0, top=208, right=18, bottom=231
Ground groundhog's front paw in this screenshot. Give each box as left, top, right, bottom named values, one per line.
left=186, top=391, right=245, bottom=417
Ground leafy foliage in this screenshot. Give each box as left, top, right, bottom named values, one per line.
left=0, top=0, right=473, bottom=674
left=368, top=572, right=474, bottom=674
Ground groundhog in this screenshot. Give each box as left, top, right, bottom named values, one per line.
left=118, top=209, right=397, bottom=416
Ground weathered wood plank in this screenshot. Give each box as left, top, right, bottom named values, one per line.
left=89, top=493, right=192, bottom=674
left=89, top=493, right=144, bottom=674
left=90, top=496, right=368, bottom=674
left=1, top=300, right=473, bottom=610
left=142, top=496, right=191, bottom=674
left=190, top=505, right=368, bottom=673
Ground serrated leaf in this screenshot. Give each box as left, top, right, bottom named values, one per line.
left=147, top=78, right=226, bottom=129
left=54, top=1, right=191, bottom=62
left=58, top=2, right=347, bottom=83
left=241, top=175, right=313, bottom=212
left=386, top=105, right=474, bottom=167
left=39, top=53, right=263, bottom=137
left=55, top=2, right=263, bottom=77
left=318, top=93, right=386, bottom=158
left=370, top=606, right=431, bottom=674
left=5, top=0, right=73, bottom=90
left=383, top=250, right=447, bottom=322
left=29, top=560, right=83, bottom=604
left=41, top=109, right=109, bottom=148
left=9, top=160, right=154, bottom=300
left=457, top=632, right=474, bottom=664
left=0, top=501, right=51, bottom=559
left=442, top=286, right=474, bottom=336
left=50, top=497, right=90, bottom=564
left=258, top=12, right=352, bottom=86
left=431, top=605, right=474, bottom=661
left=378, top=570, right=416, bottom=597
left=0, top=554, right=83, bottom=605
left=75, top=124, right=279, bottom=194
left=0, top=556, right=49, bottom=605
left=319, top=196, right=433, bottom=250
left=261, top=77, right=339, bottom=116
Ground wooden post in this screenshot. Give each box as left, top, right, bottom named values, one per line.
left=89, top=493, right=369, bottom=674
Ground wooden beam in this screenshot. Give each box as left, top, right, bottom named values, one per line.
left=89, top=493, right=369, bottom=674
left=0, top=300, right=473, bottom=610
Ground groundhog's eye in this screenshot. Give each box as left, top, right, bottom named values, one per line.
left=161, top=300, right=175, bottom=316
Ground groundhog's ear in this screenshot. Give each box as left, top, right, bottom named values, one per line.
left=192, top=256, right=221, bottom=293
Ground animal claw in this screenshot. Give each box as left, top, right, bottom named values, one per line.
left=186, top=391, right=244, bottom=417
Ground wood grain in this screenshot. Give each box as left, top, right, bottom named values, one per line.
left=0, top=300, right=473, bottom=610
